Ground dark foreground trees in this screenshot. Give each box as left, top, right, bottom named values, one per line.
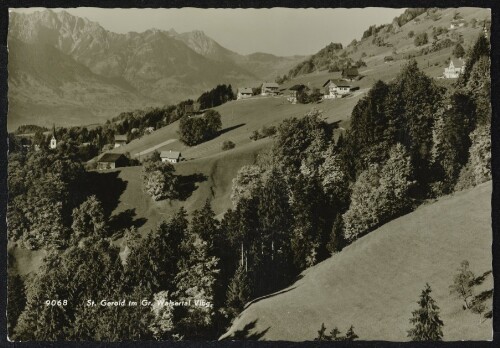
left=315, top=323, right=359, bottom=341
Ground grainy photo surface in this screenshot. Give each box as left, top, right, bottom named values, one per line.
left=6, top=7, right=492, bottom=342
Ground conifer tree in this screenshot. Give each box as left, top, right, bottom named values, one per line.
left=452, top=43, right=465, bottom=58
left=315, top=323, right=328, bottom=341
left=225, top=264, right=252, bottom=319
left=458, top=34, right=490, bottom=87
left=330, top=326, right=342, bottom=341
left=345, top=325, right=359, bottom=341
left=257, top=168, right=294, bottom=292
left=190, top=200, right=220, bottom=250
left=408, top=283, right=444, bottom=341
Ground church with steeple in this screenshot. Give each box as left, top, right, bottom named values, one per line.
left=50, top=124, right=57, bottom=149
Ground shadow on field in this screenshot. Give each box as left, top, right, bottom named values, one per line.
left=109, top=208, right=147, bottom=233
left=470, top=270, right=493, bottom=322
left=176, top=173, right=208, bottom=201
left=85, top=171, right=127, bottom=216
left=471, top=270, right=492, bottom=286
left=229, top=320, right=270, bottom=340
left=218, top=123, right=245, bottom=136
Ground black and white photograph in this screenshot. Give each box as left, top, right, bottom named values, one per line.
left=3, top=4, right=494, bottom=342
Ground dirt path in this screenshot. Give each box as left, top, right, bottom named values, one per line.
left=133, top=138, right=177, bottom=158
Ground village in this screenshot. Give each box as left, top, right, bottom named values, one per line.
left=38, top=55, right=468, bottom=172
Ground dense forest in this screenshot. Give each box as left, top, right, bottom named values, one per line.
left=7, top=34, right=491, bottom=341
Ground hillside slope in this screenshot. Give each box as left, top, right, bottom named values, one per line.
left=222, top=182, right=493, bottom=341
left=287, top=7, right=490, bottom=79
left=109, top=94, right=362, bottom=162
left=106, top=139, right=271, bottom=236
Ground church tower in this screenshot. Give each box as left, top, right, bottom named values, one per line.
left=50, top=124, right=57, bottom=149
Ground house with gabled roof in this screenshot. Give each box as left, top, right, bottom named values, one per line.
left=160, top=150, right=182, bottom=163
left=287, top=84, right=309, bottom=103
left=237, top=87, right=253, bottom=100
left=114, top=134, right=128, bottom=148
left=261, top=82, right=280, bottom=96
left=322, top=79, right=356, bottom=99
left=97, top=153, right=128, bottom=170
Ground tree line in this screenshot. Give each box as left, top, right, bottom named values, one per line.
left=10, top=85, right=235, bottom=161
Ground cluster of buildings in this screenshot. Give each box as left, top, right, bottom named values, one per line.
left=96, top=135, right=183, bottom=170
left=237, top=68, right=361, bottom=103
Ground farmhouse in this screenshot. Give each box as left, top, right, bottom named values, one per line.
left=341, top=67, right=360, bottom=81
left=237, top=87, right=253, bottom=100
left=97, top=153, right=128, bottom=170
left=444, top=59, right=465, bottom=78
left=161, top=150, right=182, bottom=163
left=261, top=82, right=280, bottom=96
left=114, top=134, right=128, bottom=148
left=287, top=84, right=309, bottom=103
left=322, top=79, right=357, bottom=99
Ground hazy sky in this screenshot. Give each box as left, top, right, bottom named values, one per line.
left=11, top=7, right=405, bottom=56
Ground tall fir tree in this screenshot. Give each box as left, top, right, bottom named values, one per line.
left=257, top=168, right=294, bottom=293
left=384, top=60, right=444, bottom=198
left=408, top=283, right=444, bottom=341
left=457, top=34, right=490, bottom=87
left=225, top=264, right=252, bottom=320
left=190, top=200, right=220, bottom=250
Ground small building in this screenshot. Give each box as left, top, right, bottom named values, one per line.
left=341, top=67, right=360, bottom=81
left=114, top=134, right=128, bottom=148
left=160, top=150, right=182, bottom=164
left=444, top=59, right=465, bottom=78
left=237, top=87, right=254, bottom=100
left=96, top=153, right=128, bottom=170
left=322, top=79, right=356, bottom=99
left=49, top=124, right=57, bottom=149
left=261, top=82, right=280, bottom=96
left=49, top=135, right=57, bottom=149
left=145, top=127, right=155, bottom=134
left=287, top=84, right=309, bottom=103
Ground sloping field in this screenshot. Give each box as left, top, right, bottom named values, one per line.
left=108, top=138, right=272, bottom=236
left=222, top=182, right=493, bottom=341
left=109, top=93, right=362, bottom=162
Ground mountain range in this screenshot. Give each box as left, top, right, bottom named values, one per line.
left=7, top=10, right=305, bottom=130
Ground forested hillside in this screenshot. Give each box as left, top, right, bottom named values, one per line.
left=7, top=8, right=491, bottom=342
